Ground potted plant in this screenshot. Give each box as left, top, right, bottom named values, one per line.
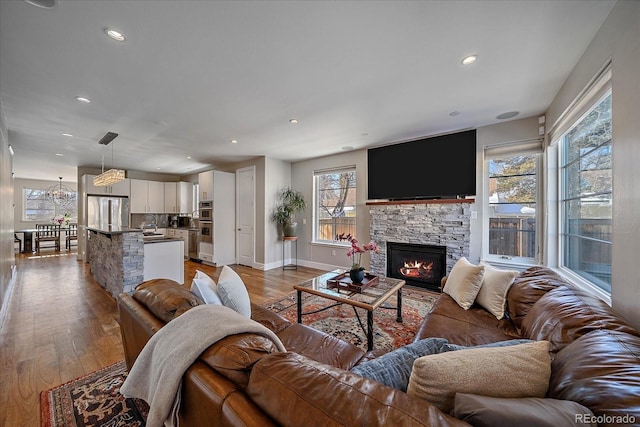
left=271, top=187, right=306, bottom=237
left=338, top=233, right=380, bottom=283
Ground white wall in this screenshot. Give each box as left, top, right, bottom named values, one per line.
left=264, top=157, right=292, bottom=268
left=546, top=0, right=640, bottom=328
left=291, top=149, right=368, bottom=271
left=0, top=101, right=15, bottom=326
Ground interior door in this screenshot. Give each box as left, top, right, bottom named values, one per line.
left=236, top=166, right=255, bottom=267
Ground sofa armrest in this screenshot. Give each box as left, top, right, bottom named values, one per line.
left=117, top=293, right=165, bottom=370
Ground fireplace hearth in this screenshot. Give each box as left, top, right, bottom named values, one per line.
left=387, top=242, right=446, bottom=292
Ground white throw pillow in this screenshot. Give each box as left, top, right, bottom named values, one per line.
left=190, top=270, right=222, bottom=305
left=443, top=257, right=485, bottom=310
left=476, top=262, right=519, bottom=319
left=217, top=265, right=252, bottom=317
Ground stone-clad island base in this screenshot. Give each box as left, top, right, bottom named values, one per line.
left=86, top=226, right=184, bottom=298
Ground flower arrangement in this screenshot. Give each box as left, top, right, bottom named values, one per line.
left=337, top=233, right=380, bottom=271
left=51, top=212, right=71, bottom=227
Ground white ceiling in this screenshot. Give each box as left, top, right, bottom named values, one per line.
left=0, top=0, right=615, bottom=182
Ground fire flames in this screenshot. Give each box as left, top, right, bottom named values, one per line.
left=400, top=261, right=434, bottom=278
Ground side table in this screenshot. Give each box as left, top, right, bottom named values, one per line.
left=282, top=236, right=298, bottom=270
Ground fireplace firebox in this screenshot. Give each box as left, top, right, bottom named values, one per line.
left=387, top=242, right=446, bottom=292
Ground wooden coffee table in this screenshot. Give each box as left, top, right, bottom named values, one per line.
left=294, top=270, right=406, bottom=351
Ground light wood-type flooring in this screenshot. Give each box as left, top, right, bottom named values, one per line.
left=0, top=248, right=325, bottom=427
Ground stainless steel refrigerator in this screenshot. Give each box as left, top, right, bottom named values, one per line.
left=87, top=196, right=130, bottom=229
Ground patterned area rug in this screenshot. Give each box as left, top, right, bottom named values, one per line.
left=263, top=286, right=439, bottom=352
left=40, top=361, right=148, bottom=427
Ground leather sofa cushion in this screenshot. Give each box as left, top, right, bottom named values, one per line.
left=548, top=329, right=640, bottom=421
left=521, top=286, right=640, bottom=355
left=277, top=323, right=365, bottom=370
left=506, top=267, right=566, bottom=330
left=414, top=293, right=519, bottom=346
left=199, top=333, right=281, bottom=389
left=246, top=352, right=468, bottom=427
left=453, top=394, right=595, bottom=427
left=250, top=303, right=292, bottom=334
left=133, top=279, right=202, bottom=323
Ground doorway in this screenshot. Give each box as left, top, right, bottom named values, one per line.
left=236, top=166, right=255, bottom=267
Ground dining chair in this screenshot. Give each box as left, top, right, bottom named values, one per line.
left=14, top=233, right=22, bottom=253
left=35, top=224, right=61, bottom=252
left=66, top=223, right=78, bottom=250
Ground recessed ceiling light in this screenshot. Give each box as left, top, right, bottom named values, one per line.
left=231, top=140, right=238, bottom=144
left=461, top=55, right=478, bottom=65
left=289, top=118, right=298, bottom=124
left=361, top=133, right=369, bottom=137
left=154, top=120, right=167, bottom=126
left=55, top=153, right=64, bottom=157
left=186, top=156, right=192, bottom=159
left=449, top=111, right=461, bottom=117
left=105, top=28, right=126, bottom=42
left=75, top=96, right=91, bottom=103
left=496, top=111, right=520, bottom=120
left=156, top=167, right=161, bottom=170
left=342, top=146, right=354, bottom=151
left=61, top=132, right=73, bottom=137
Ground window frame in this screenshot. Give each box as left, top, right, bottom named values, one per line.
left=557, top=89, right=613, bottom=294
left=482, top=150, right=543, bottom=266
left=312, top=166, right=357, bottom=245
left=22, top=186, right=78, bottom=223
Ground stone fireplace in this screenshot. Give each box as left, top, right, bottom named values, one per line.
left=369, top=200, right=473, bottom=290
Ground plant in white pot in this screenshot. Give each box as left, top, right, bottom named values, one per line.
left=271, top=187, right=306, bottom=237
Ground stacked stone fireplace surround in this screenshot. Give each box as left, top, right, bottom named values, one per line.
left=369, top=201, right=472, bottom=283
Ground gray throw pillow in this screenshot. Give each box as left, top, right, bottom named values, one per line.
left=351, top=338, right=534, bottom=392
left=351, top=338, right=449, bottom=391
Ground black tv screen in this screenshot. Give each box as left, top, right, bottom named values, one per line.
left=367, top=129, right=476, bottom=200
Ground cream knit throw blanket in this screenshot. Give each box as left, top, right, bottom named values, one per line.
left=120, top=304, right=286, bottom=427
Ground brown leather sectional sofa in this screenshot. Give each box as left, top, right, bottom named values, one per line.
left=118, top=267, right=640, bottom=426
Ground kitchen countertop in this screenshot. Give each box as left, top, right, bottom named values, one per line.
left=143, top=236, right=184, bottom=244
left=86, top=225, right=142, bottom=235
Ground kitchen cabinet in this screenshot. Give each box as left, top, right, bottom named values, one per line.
left=131, top=179, right=165, bottom=213
left=164, top=182, right=177, bottom=213
left=166, top=228, right=189, bottom=258
left=198, top=170, right=236, bottom=266
left=165, top=182, right=193, bottom=214
left=198, top=170, right=214, bottom=201
left=83, top=174, right=130, bottom=196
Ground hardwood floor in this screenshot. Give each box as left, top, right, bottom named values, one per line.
left=0, top=249, right=325, bottom=427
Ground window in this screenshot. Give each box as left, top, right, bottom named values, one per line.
left=314, top=167, right=356, bottom=243
left=23, top=187, right=78, bottom=222
left=559, top=91, right=612, bottom=292
left=486, top=153, right=540, bottom=261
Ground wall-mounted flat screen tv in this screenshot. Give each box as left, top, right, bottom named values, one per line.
left=367, top=129, right=476, bottom=200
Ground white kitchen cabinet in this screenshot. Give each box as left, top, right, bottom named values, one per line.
left=165, top=181, right=193, bottom=214
left=164, top=182, right=177, bottom=213
left=198, top=170, right=214, bottom=201
left=177, top=182, right=193, bottom=214
left=198, top=170, right=236, bottom=266
left=131, top=179, right=165, bottom=213
left=83, top=174, right=130, bottom=196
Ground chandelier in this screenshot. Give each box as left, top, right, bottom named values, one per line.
left=93, top=131, right=126, bottom=187
left=45, top=177, right=77, bottom=207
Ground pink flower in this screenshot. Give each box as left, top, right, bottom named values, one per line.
left=338, top=234, right=379, bottom=270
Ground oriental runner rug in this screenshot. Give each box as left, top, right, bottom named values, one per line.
left=40, top=361, right=148, bottom=427
left=262, top=286, right=439, bottom=352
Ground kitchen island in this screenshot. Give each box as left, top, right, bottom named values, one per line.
left=86, top=226, right=184, bottom=298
